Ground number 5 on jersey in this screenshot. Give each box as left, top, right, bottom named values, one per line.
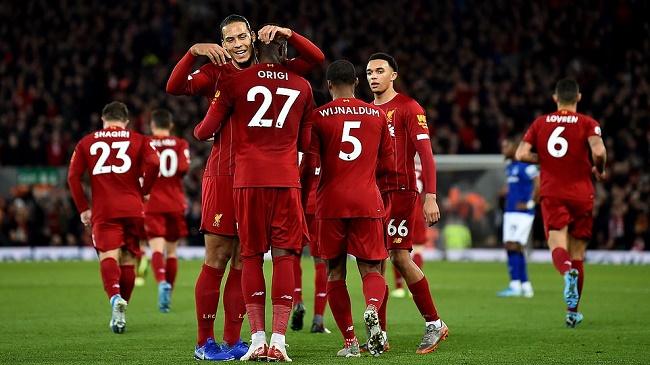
left=339, top=121, right=362, bottom=161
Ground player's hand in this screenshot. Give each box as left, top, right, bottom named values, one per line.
left=258, top=25, right=292, bottom=44
left=143, top=194, right=151, bottom=203
left=423, top=193, right=441, bottom=226
left=189, top=43, right=231, bottom=65
left=80, top=210, right=92, bottom=227
left=592, top=166, right=607, bottom=181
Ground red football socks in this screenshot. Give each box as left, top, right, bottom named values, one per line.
left=393, top=265, right=404, bottom=289
left=569, top=260, right=585, bottom=312
left=293, top=255, right=303, bottom=304
left=551, top=247, right=572, bottom=275
left=314, top=262, right=328, bottom=316
left=379, top=284, right=389, bottom=331
left=271, top=255, right=295, bottom=335
left=327, top=280, right=356, bottom=340
left=165, top=257, right=178, bottom=286
left=100, top=257, right=121, bottom=299
left=119, top=265, right=136, bottom=302
left=195, top=264, right=225, bottom=346
left=362, top=272, right=386, bottom=309
left=151, top=251, right=166, bottom=283
left=408, top=277, right=440, bottom=322
left=223, top=267, right=245, bottom=346
left=242, top=256, right=266, bottom=334
left=413, top=252, right=424, bottom=269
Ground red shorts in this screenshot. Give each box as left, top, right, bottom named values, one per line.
left=318, top=218, right=387, bottom=261
left=92, top=217, right=145, bottom=256
left=541, top=197, right=594, bottom=240
left=382, top=190, right=418, bottom=250
left=305, top=214, right=321, bottom=258
left=413, top=195, right=427, bottom=245
left=234, top=187, right=307, bottom=257
left=200, top=175, right=237, bottom=236
left=145, top=212, right=188, bottom=241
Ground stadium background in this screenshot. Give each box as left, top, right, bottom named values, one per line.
left=0, top=0, right=648, bottom=252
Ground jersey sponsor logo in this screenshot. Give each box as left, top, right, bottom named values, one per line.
left=416, top=114, right=428, bottom=129
left=545, top=115, right=578, bottom=124
left=213, top=213, right=223, bottom=227
left=257, top=69, right=288, bottom=80
left=94, top=130, right=130, bottom=138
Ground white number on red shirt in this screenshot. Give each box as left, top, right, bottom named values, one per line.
left=547, top=126, right=568, bottom=158
left=387, top=219, right=409, bottom=237
left=247, top=86, right=300, bottom=128
left=90, top=141, right=132, bottom=175
left=159, top=149, right=178, bottom=177
left=339, top=121, right=362, bottom=161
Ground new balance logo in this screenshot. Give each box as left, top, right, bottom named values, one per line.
left=281, top=295, right=293, bottom=300
left=316, top=293, right=327, bottom=298
left=251, top=291, right=265, bottom=297
left=112, top=284, right=120, bottom=288
left=369, top=298, right=380, bottom=302
left=346, top=326, right=354, bottom=332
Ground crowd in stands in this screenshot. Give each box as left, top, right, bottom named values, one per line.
left=0, top=0, right=648, bottom=249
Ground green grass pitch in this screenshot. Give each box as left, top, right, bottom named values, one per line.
left=1, top=258, right=649, bottom=364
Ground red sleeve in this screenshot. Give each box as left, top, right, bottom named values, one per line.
left=140, top=138, right=160, bottom=195
left=177, top=139, right=190, bottom=176
left=166, top=51, right=215, bottom=96
left=284, top=32, right=325, bottom=75
left=523, top=119, right=539, bottom=145
left=67, top=143, right=89, bottom=213
left=194, top=89, right=232, bottom=141
left=404, top=102, right=437, bottom=194
left=298, top=90, right=316, bottom=153
left=585, top=117, right=602, bottom=138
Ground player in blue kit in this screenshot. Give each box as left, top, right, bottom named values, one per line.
left=497, top=135, right=538, bottom=298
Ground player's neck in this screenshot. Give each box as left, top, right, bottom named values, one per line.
left=373, top=87, right=398, bottom=105
left=103, top=122, right=126, bottom=129
left=557, top=104, right=577, bottom=113
left=152, top=129, right=171, bottom=137
left=331, top=86, right=355, bottom=100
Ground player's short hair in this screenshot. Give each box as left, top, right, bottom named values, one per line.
left=256, top=39, right=285, bottom=61
left=368, top=52, right=398, bottom=72
left=220, top=14, right=253, bottom=40
left=326, top=60, right=357, bottom=86
left=102, top=101, right=129, bottom=121
left=151, top=109, right=173, bottom=129
left=555, top=78, right=580, bottom=104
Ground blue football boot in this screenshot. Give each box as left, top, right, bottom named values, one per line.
left=563, top=269, right=580, bottom=310
left=158, top=281, right=172, bottom=313
left=194, top=338, right=235, bottom=361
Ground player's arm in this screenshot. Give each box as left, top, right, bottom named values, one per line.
left=140, top=140, right=160, bottom=196
left=194, top=90, right=232, bottom=141
left=177, top=140, right=191, bottom=176
left=166, top=47, right=224, bottom=95
left=516, top=121, right=539, bottom=163
left=588, top=135, right=607, bottom=181
left=258, top=25, right=325, bottom=74
left=405, top=106, right=440, bottom=225
left=298, top=92, right=316, bottom=153
left=66, top=145, right=91, bottom=225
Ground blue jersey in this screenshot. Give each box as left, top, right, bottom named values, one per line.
left=505, top=161, right=538, bottom=215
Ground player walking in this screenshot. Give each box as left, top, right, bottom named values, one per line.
left=497, top=135, right=538, bottom=298
left=194, top=39, right=315, bottom=362
left=166, top=15, right=323, bottom=360
left=304, top=60, right=394, bottom=357
left=366, top=53, right=448, bottom=354
left=516, top=78, right=607, bottom=327
left=144, top=109, right=190, bottom=312
left=67, top=101, right=159, bottom=334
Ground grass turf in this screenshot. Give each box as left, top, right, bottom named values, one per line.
left=0, top=259, right=649, bottom=364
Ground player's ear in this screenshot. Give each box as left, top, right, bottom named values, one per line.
left=390, top=71, right=397, bottom=81
left=354, top=78, right=359, bottom=88
left=552, top=93, right=558, bottom=104
left=576, top=93, right=582, bottom=103
left=327, top=80, right=333, bottom=91
left=250, top=30, right=256, bottom=43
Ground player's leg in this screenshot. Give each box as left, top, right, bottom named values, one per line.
left=97, top=247, right=126, bottom=333
left=220, top=237, right=249, bottom=359
left=268, top=247, right=297, bottom=361
left=357, top=258, right=387, bottom=356
left=311, top=256, right=329, bottom=333
left=118, top=248, right=137, bottom=303
left=164, top=239, right=178, bottom=286
left=290, top=247, right=305, bottom=331
left=566, top=235, right=587, bottom=327
left=327, top=253, right=359, bottom=357
left=135, top=241, right=149, bottom=286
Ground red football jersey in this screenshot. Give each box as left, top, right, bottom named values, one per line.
left=374, top=93, right=437, bottom=194
left=308, top=98, right=394, bottom=219
left=299, top=152, right=319, bottom=215
left=166, top=32, right=324, bottom=177
left=145, top=136, right=190, bottom=213
left=523, top=110, right=601, bottom=201
left=194, top=63, right=315, bottom=188
left=67, top=126, right=160, bottom=223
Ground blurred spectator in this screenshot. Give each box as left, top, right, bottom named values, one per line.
left=0, top=0, right=648, bottom=249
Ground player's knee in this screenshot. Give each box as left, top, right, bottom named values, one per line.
left=204, top=249, right=231, bottom=268
left=389, top=250, right=410, bottom=268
